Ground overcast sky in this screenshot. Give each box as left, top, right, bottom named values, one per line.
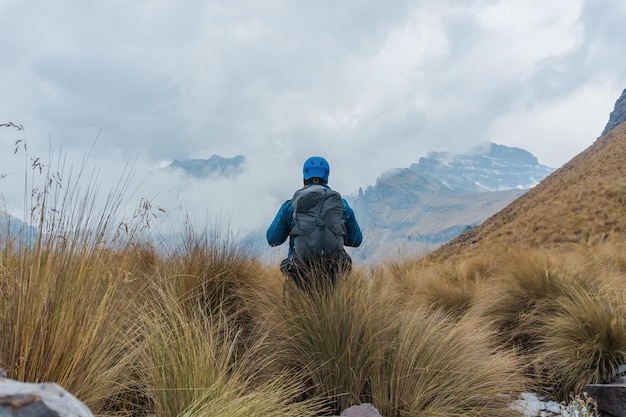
left=1, top=0, right=626, bottom=241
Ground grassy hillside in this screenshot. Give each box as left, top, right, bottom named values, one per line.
left=429, top=122, right=626, bottom=262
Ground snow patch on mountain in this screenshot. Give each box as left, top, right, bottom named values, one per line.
left=348, top=142, right=555, bottom=264
left=408, top=142, right=553, bottom=192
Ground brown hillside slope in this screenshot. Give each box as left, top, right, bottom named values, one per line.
left=428, top=122, right=626, bottom=262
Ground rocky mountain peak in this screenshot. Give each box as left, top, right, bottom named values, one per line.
left=167, top=154, right=245, bottom=178
left=349, top=143, right=554, bottom=264
left=601, top=88, right=626, bottom=136
left=407, top=142, right=552, bottom=193
left=430, top=122, right=626, bottom=262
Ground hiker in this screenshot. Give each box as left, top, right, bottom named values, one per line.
left=266, top=156, right=363, bottom=291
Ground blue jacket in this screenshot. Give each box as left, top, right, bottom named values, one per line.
left=266, top=186, right=363, bottom=256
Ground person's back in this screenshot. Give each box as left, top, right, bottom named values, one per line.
left=266, top=156, right=362, bottom=292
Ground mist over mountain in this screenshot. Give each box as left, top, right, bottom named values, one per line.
left=5, top=80, right=624, bottom=267
left=0, top=214, right=37, bottom=245
left=1, top=140, right=554, bottom=266
left=430, top=122, right=626, bottom=262
left=425, top=87, right=626, bottom=262
left=347, top=142, right=554, bottom=263
left=167, top=154, right=245, bottom=178
left=409, top=143, right=552, bottom=192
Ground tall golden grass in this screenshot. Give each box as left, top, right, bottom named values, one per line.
left=258, top=274, right=391, bottom=414
left=535, top=286, right=626, bottom=398
left=472, top=251, right=601, bottom=351
left=1, top=136, right=625, bottom=415
left=3, top=212, right=626, bottom=416
left=123, top=277, right=324, bottom=417
left=0, top=194, right=146, bottom=410
left=384, top=255, right=497, bottom=316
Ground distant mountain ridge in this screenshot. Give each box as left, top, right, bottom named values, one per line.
left=160, top=143, right=556, bottom=264
left=430, top=119, right=626, bottom=262
left=0, top=214, right=37, bottom=245
left=348, top=142, right=554, bottom=263
left=602, top=88, right=626, bottom=136
left=409, top=143, right=552, bottom=192
left=167, top=154, right=245, bottom=178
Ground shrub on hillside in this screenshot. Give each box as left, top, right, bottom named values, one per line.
left=534, top=286, right=626, bottom=398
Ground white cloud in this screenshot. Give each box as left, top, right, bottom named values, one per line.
left=1, top=0, right=626, bottom=237
left=478, top=0, right=582, bottom=61
left=487, top=84, right=617, bottom=167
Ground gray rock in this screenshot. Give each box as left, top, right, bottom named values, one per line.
left=584, top=383, right=626, bottom=417
left=340, top=403, right=383, bottom=417
left=0, top=378, right=93, bottom=417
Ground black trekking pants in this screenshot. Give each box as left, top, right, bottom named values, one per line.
left=280, top=251, right=352, bottom=292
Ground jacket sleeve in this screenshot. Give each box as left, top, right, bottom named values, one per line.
left=342, top=199, right=363, bottom=247
left=266, top=200, right=294, bottom=247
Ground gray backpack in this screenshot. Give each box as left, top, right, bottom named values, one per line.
left=291, top=184, right=346, bottom=263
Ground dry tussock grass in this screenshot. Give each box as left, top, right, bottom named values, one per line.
left=122, top=278, right=324, bottom=417
left=3, top=215, right=625, bottom=414
left=378, top=255, right=497, bottom=317
left=471, top=251, right=602, bottom=350
left=0, top=151, right=148, bottom=412
left=0, top=233, right=145, bottom=412
left=534, top=286, right=626, bottom=398
left=387, top=245, right=625, bottom=403
left=255, top=269, right=529, bottom=417
left=258, top=272, right=389, bottom=414
left=369, top=309, right=527, bottom=417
